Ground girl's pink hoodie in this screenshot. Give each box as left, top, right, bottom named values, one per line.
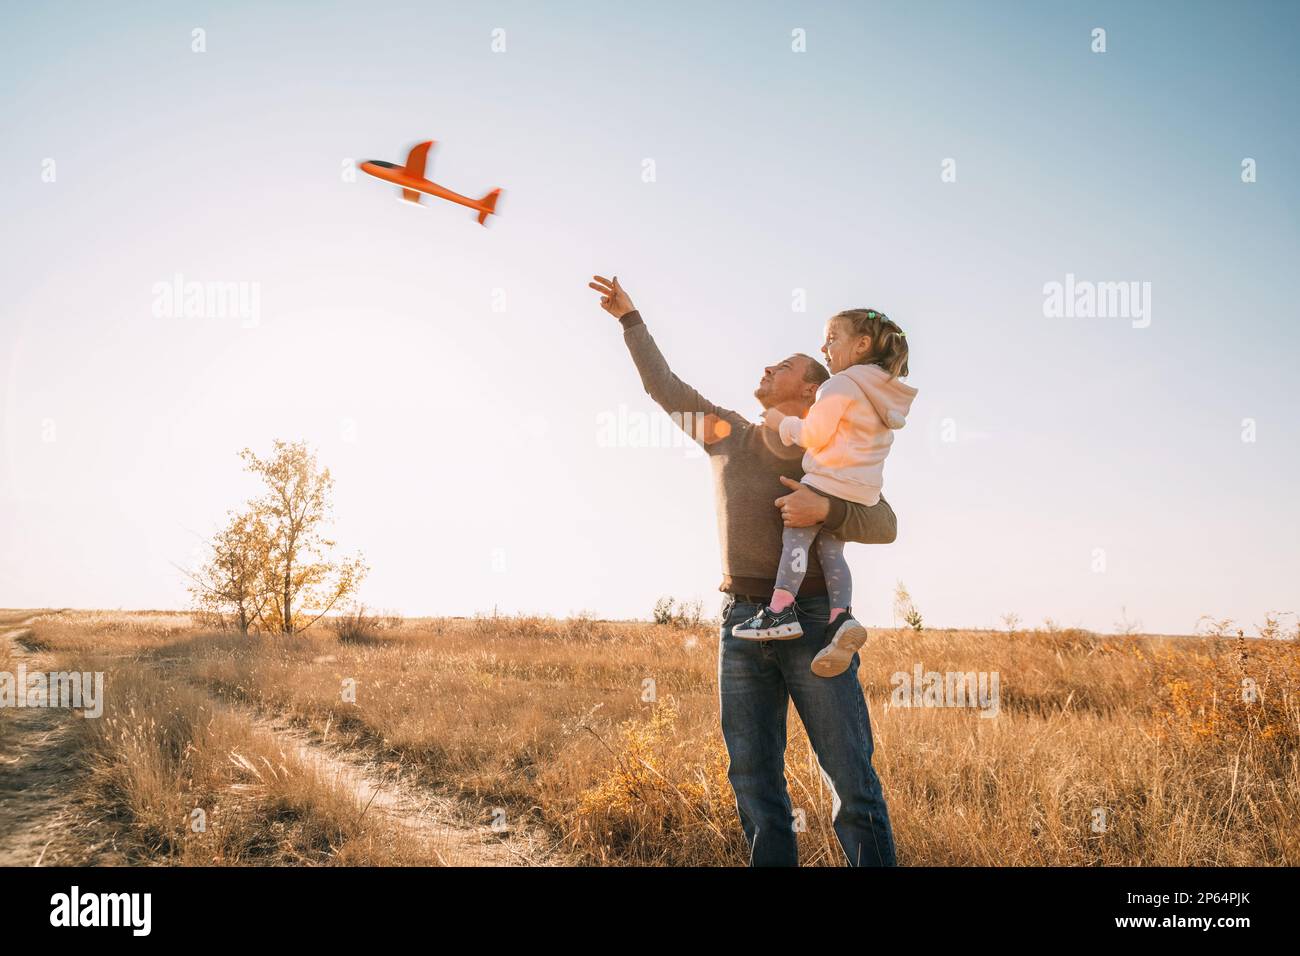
left=774, top=363, right=918, bottom=506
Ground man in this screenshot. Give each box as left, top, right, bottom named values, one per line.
left=588, top=275, right=898, bottom=867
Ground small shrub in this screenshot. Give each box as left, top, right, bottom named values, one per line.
left=652, top=597, right=704, bottom=628
left=329, top=605, right=385, bottom=644
left=894, top=582, right=923, bottom=632
left=1256, top=611, right=1296, bottom=641
left=1114, top=606, right=1143, bottom=636
left=1195, top=615, right=1239, bottom=638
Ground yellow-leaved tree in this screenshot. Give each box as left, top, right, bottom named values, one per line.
left=188, top=509, right=271, bottom=633
left=189, top=440, right=366, bottom=634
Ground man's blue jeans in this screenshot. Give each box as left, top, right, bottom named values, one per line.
left=718, top=594, right=897, bottom=866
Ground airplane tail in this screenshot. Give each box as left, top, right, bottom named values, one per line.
left=476, top=188, right=502, bottom=225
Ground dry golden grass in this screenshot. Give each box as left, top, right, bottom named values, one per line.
left=12, top=614, right=456, bottom=865
left=0, top=612, right=19, bottom=737
left=73, top=662, right=435, bottom=865
left=0, top=609, right=40, bottom=741
left=12, top=609, right=1299, bottom=866
left=0, top=611, right=19, bottom=668
left=24, top=609, right=196, bottom=654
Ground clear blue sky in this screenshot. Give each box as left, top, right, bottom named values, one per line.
left=2, top=1, right=1297, bottom=633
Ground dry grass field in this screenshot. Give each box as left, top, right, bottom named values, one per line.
left=2, top=608, right=1297, bottom=866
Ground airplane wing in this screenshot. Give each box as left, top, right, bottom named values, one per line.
left=403, top=140, right=435, bottom=179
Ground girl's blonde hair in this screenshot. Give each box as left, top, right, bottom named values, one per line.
left=831, top=308, right=909, bottom=378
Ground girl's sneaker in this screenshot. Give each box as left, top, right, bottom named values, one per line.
left=811, top=612, right=869, bottom=676
left=732, top=605, right=803, bottom=640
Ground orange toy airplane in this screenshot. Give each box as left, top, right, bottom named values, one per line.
left=360, top=141, right=502, bottom=225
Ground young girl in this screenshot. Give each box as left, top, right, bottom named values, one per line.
left=732, top=309, right=917, bottom=677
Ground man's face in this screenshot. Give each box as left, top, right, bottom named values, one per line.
left=754, top=354, right=815, bottom=409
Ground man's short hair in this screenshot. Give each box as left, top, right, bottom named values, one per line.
left=797, top=353, right=830, bottom=387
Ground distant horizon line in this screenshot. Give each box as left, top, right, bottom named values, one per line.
left=5, top=607, right=1285, bottom=641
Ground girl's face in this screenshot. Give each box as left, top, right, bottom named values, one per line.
left=821, top=318, right=870, bottom=374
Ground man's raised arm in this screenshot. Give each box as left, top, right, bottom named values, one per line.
left=588, top=275, right=745, bottom=429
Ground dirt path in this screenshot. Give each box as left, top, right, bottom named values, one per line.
left=1, top=610, right=561, bottom=866
left=232, top=701, right=562, bottom=866
left=0, top=612, right=111, bottom=865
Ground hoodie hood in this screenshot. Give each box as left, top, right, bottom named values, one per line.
left=841, top=363, right=917, bottom=430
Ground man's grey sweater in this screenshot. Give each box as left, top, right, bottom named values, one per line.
left=619, top=311, right=898, bottom=599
